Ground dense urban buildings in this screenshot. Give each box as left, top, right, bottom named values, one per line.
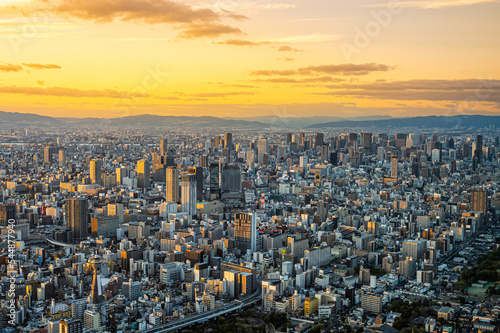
left=1, top=125, right=500, bottom=333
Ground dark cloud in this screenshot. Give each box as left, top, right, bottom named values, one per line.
left=319, top=79, right=500, bottom=102
left=250, top=63, right=393, bottom=76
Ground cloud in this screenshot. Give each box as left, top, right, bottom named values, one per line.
left=250, top=63, right=393, bottom=76
left=319, top=79, right=500, bottom=102
left=0, top=64, right=23, bottom=72
left=14, top=0, right=244, bottom=38
left=0, top=85, right=149, bottom=98
left=22, top=63, right=61, bottom=70
left=177, top=23, right=243, bottom=38
left=277, top=46, right=303, bottom=52
left=253, top=76, right=345, bottom=84
left=179, top=91, right=255, bottom=98
left=385, top=0, right=498, bottom=9
left=215, top=39, right=270, bottom=46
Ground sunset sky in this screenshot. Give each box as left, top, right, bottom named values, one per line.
left=1, top=0, right=499, bottom=118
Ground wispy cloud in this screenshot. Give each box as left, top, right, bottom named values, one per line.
left=22, top=63, right=61, bottom=70
left=370, top=0, right=498, bottom=9
left=250, top=63, right=394, bottom=76
left=0, top=85, right=149, bottom=98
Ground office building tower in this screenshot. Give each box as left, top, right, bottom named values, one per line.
left=90, top=160, right=102, bottom=185
left=181, top=174, right=197, bottom=217
left=66, top=198, right=89, bottom=240
left=224, top=133, right=233, bottom=150
left=362, top=132, right=372, bottom=151
left=475, top=135, right=483, bottom=163
left=221, top=164, right=242, bottom=193
left=258, top=138, right=267, bottom=165
left=166, top=167, right=180, bottom=202
left=44, top=146, right=57, bottom=164
left=160, top=138, right=167, bottom=156
left=234, top=212, right=257, bottom=254
left=0, top=203, right=16, bottom=226
left=137, top=160, right=151, bottom=189
left=188, top=166, right=204, bottom=202
left=391, top=155, right=398, bottom=178
left=209, top=162, right=220, bottom=200
left=402, top=239, right=427, bottom=261
left=471, top=190, right=487, bottom=215
left=58, top=149, right=67, bottom=167
left=315, top=133, right=324, bottom=148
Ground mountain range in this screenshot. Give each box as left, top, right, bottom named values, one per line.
left=0, top=111, right=499, bottom=130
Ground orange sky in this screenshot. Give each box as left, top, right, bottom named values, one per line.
left=0, top=0, right=499, bottom=118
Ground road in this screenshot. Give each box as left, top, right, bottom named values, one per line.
left=142, top=286, right=261, bottom=333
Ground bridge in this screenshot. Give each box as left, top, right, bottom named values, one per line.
left=143, top=287, right=261, bottom=333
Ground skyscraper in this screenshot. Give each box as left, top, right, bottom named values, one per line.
left=137, top=160, right=151, bottom=189
left=90, top=160, right=102, bottom=185
left=181, top=174, right=197, bottom=217
left=166, top=167, right=180, bottom=202
left=66, top=197, right=89, bottom=240
left=258, top=138, right=267, bottom=165
left=234, top=212, right=257, bottom=254
left=160, top=138, right=168, bottom=156
left=224, top=132, right=233, bottom=150
left=391, top=155, right=398, bottom=178
left=402, top=239, right=427, bottom=261
left=471, top=190, right=487, bottom=215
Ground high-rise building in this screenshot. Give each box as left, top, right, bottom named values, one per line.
left=166, top=167, right=180, bottom=202
left=137, top=160, right=151, bottom=188
left=475, top=135, right=483, bottom=163
left=58, top=149, right=67, bottom=167
left=90, top=160, right=102, bottom=185
left=209, top=162, right=220, bottom=200
left=258, top=138, right=267, bottom=165
left=60, top=318, right=83, bottom=333
left=402, top=239, right=427, bottom=261
left=224, top=133, right=233, bottom=150
left=362, top=132, right=372, bottom=151
left=123, top=278, right=142, bottom=301
left=361, top=293, right=382, bottom=314
left=181, top=174, right=197, bottom=217
left=66, top=198, right=89, bottom=240
left=160, top=138, right=168, bottom=156
left=391, top=155, right=398, bottom=178
left=44, top=146, right=57, bottom=164
left=221, top=164, right=242, bottom=193
left=0, top=203, right=15, bottom=226
left=471, top=190, right=487, bottom=215
left=188, top=166, right=204, bottom=202
left=234, top=212, right=257, bottom=254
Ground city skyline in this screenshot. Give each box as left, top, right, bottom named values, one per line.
left=1, top=0, right=499, bottom=118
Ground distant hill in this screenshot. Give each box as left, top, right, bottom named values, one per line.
left=0, top=110, right=62, bottom=127
left=308, top=115, right=500, bottom=129
left=0, top=112, right=264, bottom=129
left=229, top=115, right=394, bottom=128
